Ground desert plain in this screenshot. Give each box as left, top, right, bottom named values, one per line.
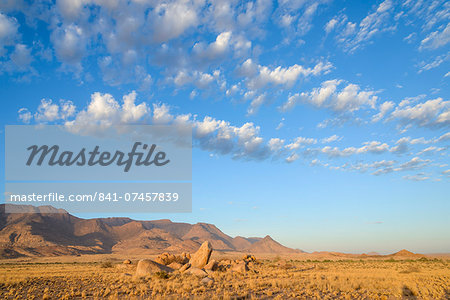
left=1, top=251, right=450, bottom=299
left=0, top=205, right=449, bottom=299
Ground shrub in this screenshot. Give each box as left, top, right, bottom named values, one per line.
left=154, top=271, right=169, bottom=279
left=100, top=261, right=113, bottom=268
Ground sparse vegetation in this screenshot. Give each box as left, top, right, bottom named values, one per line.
left=0, top=257, right=449, bottom=299
left=100, top=261, right=113, bottom=268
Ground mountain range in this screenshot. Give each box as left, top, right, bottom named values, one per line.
left=0, top=204, right=300, bottom=258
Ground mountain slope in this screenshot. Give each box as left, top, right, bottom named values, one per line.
left=0, top=204, right=298, bottom=258
left=245, top=235, right=301, bottom=254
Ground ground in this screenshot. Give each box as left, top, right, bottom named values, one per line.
left=0, top=254, right=449, bottom=299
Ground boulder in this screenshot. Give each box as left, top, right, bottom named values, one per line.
left=187, top=267, right=207, bottom=277
left=230, top=261, right=249, bottom=273
left=123, top=259, right=132, bottom=264
left=155, top=252, right=177, bottom=265
left=204, top=259, right=218, bottom=271
left=179, top=263, right=191, bottom=273
left=175, top=252, right=190, bottom=264
left=135, top=259, right=174, bottom=277
left=189, top=241, right=212, bottom=268
left=201, top=277, right=214, bottom=286
left=167, top=262, right=183, bottom=270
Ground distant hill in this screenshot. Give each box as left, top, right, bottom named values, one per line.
left=389, top=249, right=424, bottom=258
left=0, top=204, right=298, bottom=258
left=245, top=235, right=301, bottom=254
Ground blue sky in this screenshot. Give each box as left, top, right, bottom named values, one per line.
left=0, top=0, right=449, bottom=253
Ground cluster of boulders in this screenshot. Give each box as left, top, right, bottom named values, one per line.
left=131, top=241, right=258, bottom=281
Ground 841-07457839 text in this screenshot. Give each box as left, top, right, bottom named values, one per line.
left=8, top=192, right=179, bottom=202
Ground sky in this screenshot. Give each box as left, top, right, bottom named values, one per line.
left=0, top=0, right=449, bottom=254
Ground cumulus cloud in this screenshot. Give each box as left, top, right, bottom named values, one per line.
left=371, top=157, right=431, bottom=176
left=21, top=91, right=290, bottom=161
left=151, top=0, right=199, bottom=43
left=285, top=153, right=299, bottom=163
left=0, top=12, right=18, bottom=54
left=18, top=108, right=32, bottom=123
left=321, top=135, right=341, bottom=143
left=193, top=32, right=251, bottom=62
left=280, top=79, right=377, bottom=113
left=51, top=23, right=87, bottom=70
left=286, top=136, right=317, bottom=150
left=34, top=99, right=76, bottom=122
left=372, top=101, right=394, bottom=122
left=312, top=141, right=390, bottom=158
left=389, top=97, right=450, bottom=128
left=244, top=60, right=332, bottom=90
left=65, top=92, right=149, bottom=133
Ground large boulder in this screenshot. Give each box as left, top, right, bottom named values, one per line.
left=167, top=262, right=183, bottom=270
left=201, top=277, right=214, bottom=286
left=189, top=241, right=212, bottom=268
left=187, top=267, right=207, bottom=277
left=135, top=259, right=174, bottom=277
left=179, top=263, right=191, bottom=273
left=230, top=260, right=249, bottom=273
left=155, top=252, right=177, bottom=265
left=204, top=259, right=218, bottom=271
left=175, top=252, right=190, bottom=264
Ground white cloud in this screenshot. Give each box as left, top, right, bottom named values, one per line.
left=247, top=94, right=267, bottom=115
left=152, top=103, right=173, bottom=125
left=276, top=0, right=326, bottom=37
left=285, top=153, right=299, bottom=163
left=193, top=31, right=251, bottom=62
left=268, top=138, right=285, bottom=152
left=171, top=69, right=222, bottom=90
left=329, top=0, right=396, bottom=53
left=402, top=173, right=429, bottom=181
left=246, top=61, right=332, bottom=90
left=417, top=146, right=445, bottom=156
left=0, top=12, right=18, bottom=54
left=152, top=0, right=199, bottom=43
left=389, top=97, right=450, bottom=128
left=418, top=52, right=450, bottom=73
left=65, top=92, right=149, bottom=133
left=18, top=108, right=32, bottom=123
left=372, top=101, right=394, bottom=122
left=420, top=23, right=450, bottom=50
left=324, top=18, right=338, bottom=34
left=321, top=135, right=341, bottom=143
left=121, top=91, right=149, bottom=123
left=436, top=132, right=450, bottom=143
left=394, top=156, right=431, bottom=172
left=319, top=141, right=389, bottom=158
left=286, top=136, right=317, bottom=150
left=26, top=91, right=291, bottom=161
left=34, top=99, right=76, bottom=122
left=10, top=44, right=33, bottom=70
left=51, top=24, right=86, bottom=65
left=390, top=137, right=410, bottom=154
left=280, top=79, right=377, bottom=113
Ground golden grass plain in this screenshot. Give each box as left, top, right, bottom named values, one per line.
left=0, top=255, right=449, bottom=299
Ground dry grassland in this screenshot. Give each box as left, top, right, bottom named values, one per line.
left=0, top=257, right=449, bottom=299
